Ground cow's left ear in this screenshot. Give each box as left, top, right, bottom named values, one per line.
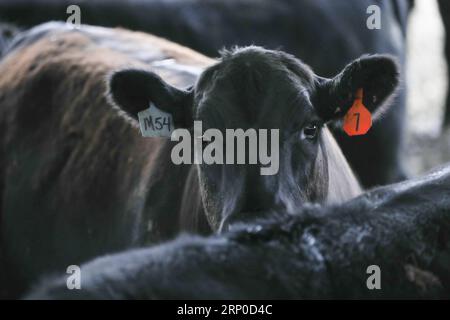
left=107, top=68, right=193, bottom=127
left=314, top=55, right=400, bottom=122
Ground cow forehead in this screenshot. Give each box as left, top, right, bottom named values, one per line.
left=194, top=49, right=316, bottom=125
left=195, top=88, right=316, bottom=130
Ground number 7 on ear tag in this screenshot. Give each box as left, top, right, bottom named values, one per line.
left=343, top=88, right=372, bottom=136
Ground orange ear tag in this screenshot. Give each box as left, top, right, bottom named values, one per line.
left=343, top=88, right=372, bottom=136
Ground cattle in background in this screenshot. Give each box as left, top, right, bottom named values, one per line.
left=0, top=0, right=412, bottom=187
left=26, top=164, right=450, bottom=299
left=437, top=0, right=450, bottom=125
left=0, top=22, right=213, bottom=298
left=0, top=22, right=398, bottom=297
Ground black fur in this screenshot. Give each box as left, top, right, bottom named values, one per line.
left=27, top=164, right=450, bottom=299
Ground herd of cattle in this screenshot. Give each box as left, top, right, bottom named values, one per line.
left=0, top=0, right=449, bottom=299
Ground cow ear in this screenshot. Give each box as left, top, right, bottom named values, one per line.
left=314, top=55, right=400, bottom=122
left=107, top=69, right=193, bottom=127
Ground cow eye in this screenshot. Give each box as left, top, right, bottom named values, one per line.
left=302, top=123, right=319, bottom=140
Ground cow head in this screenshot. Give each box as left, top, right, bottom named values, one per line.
left=108, top=47, right=399, bottom=231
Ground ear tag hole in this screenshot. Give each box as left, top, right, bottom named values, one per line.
left=343, top=88, right=372, bottom=136
left=137, top=102, right=174, bottom=137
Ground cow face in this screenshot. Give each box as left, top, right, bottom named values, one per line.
left=108, top=47, right=399, bottom=231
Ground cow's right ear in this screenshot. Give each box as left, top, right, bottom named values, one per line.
left=107, top=69, right=193, bottom=127
left=313, top=55, right=399, bottom=122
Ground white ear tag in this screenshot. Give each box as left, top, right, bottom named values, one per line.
left=137, top=103, right=174, bottom=137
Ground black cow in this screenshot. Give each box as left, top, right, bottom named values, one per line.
left=26, top=164, right=450, bottom=299
left=437, top=0, right=450, bottom=125
left=0, top=0, right=412, bottom=187
left=0, top=22, right=398, bottom=297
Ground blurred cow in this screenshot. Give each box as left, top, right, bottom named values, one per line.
left=437, top=0, right=450, bottom=125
